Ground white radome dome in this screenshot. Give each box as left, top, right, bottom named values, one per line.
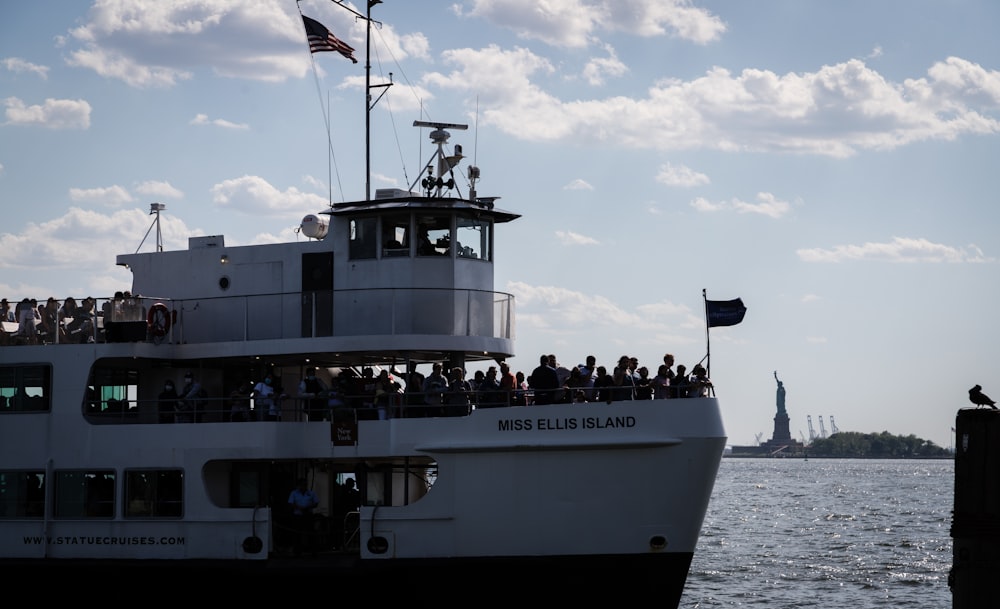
left=300, top=214, right=328, bottom=239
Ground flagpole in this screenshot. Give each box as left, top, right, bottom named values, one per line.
left=703, top=289, right=711, bottom=379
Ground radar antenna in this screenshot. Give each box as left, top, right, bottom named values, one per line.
left=410, top=121, right=469, bottom=198
left=136, top=202, right=166, bottom=253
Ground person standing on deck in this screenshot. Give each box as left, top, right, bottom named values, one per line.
left=529, top=354, right=559, bottom=405
left=298, top=367, right=330, bottom=421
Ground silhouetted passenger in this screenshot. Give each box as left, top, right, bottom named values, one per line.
left=158, top=379, right=179, bottom=424
left=528, top=354, right=559, bottom=405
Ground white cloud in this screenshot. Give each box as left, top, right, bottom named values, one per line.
left=460, top=0, right=725, bottom=48
left=190, top=113, right=249, bottom=130
left=59, top=2, right=425, bottom=89
left=428, top=50, right=1000, bottom=156
left=655, top=162, right=709, bottom=187
left=3, top=97, right=91, bottom=129
left=66, top=45, right=194, bottom=89
left=797, top=236, right=995, bottom=263
left=210, top=175, right=331, bottom=217
left=135, top=180, right=184, bottom=199
left=508, top=281, right=640, bottom=327
left=582, top=44, right=627, bottom=86
left=507, top=280, right=704, bottom=357
left=555, top=230, right=599, bottom=245
left=563, top=179, right=594, bottom=190
left=69, top=185, right=134, bottom=207
left=460, top=0, right=603, bottom=48
left=371, top=172, right=402, bottom=189
left=64, top=1, right=307, bottom=86
left=0, top=207, right=192, bottom=272
left=690, top=192, right=790, bottom=218
left=2, top=57, right=49, bottom=78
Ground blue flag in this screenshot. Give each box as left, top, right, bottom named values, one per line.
left=706, top=298, right=747, bottom=328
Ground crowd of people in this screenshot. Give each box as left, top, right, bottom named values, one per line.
left=342, top=352, right=714, bottom=417
left=1, top=292, right=145, bottom=346
left=522, top=352, right=713, bottom=406
left=149, top=353, right=715, bottom=424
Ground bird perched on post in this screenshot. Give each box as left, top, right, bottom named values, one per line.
left=969, top=385, right=997, bottom=409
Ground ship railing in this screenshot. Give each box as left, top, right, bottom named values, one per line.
left=82, top=385, right=712, bottom=425
left=83, top=388, right=537, bottom=424
left=0, top=289, right=515, bottom=346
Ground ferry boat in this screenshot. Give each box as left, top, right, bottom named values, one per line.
left=0, top=7, right=727, bottom=604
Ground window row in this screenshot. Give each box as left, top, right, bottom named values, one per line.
left=0, top=469, right=183, bottom=519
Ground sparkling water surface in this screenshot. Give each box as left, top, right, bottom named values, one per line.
left=680, top=458, right=953, bottom=608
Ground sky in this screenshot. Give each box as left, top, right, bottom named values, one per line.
left=3, top=0, right=1000, bottom=450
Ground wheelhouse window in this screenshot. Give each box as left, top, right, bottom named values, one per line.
left=0, top=364, right=51, bottom=412
left=0, top=471, right=45, bottom=518
left=125, top=469, right=183, bottom=518
left=456, top=215, right=491, bottom=261
left=349, top=217, right=377, bottom=259
left=382, top=214, right=411, bottom=257
left=417, top=214, right=452, bottom=256
left=55, top=470, right=115, bottom=518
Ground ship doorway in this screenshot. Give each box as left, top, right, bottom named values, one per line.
left=301, top=252, right=332, bottom=337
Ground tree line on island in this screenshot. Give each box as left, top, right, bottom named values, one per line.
left=806, top=431, right=949, bottom=458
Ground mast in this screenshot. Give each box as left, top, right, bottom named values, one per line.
left=365, top=0, right=375, bottom=201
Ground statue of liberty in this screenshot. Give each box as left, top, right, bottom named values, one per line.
left=774, top=371, right=786, bottom=415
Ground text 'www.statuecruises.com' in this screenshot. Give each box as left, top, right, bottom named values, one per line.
left=22, top=535, right=185, bottom=546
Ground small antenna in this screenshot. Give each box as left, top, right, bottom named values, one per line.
left=136, top=203, right=166, bottom=253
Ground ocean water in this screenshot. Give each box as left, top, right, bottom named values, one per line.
left=680, top=458, right=953, bottom=608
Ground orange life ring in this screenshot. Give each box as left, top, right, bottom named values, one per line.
left=147, top=302, right=171, bottom=337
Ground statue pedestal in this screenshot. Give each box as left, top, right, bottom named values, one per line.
left=771, top=413, right=792, bottom=442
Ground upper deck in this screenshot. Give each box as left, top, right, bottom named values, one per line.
left=4, top=193, right=520, bottom=367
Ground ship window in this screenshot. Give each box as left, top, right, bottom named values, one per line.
left=85, top=368, right=138, bottom=417
left=456, top=215, right=491, bottom=261
left=54, top=470, right=115, bottom=518
left=417, top=215, right=451, bottom=256
left=125, top=469, right=183, bottom=518
left=349, top=217, right=377, bottom=260
left=382, top=214, right=411, bottom=257
left=0, top=471, right=45, bottom=518
left=0, top=364, right=51, bottom=412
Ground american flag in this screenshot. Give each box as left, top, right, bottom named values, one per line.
left=302, top=15, right=357, bottom=63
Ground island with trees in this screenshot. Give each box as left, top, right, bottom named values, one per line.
left=728, top=430, right=951, bottom=458
left=804, top=431, right=950, bottom=458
